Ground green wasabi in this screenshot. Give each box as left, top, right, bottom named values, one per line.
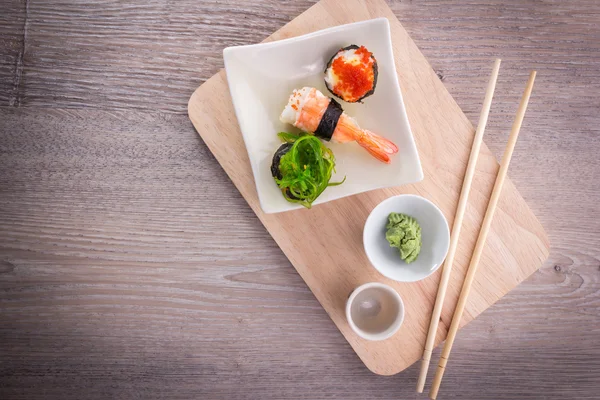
left=385, top=212, right=422, bottom=263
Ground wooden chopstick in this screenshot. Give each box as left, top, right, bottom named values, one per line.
left=416, top=58, right=502, bottom=393
left=429, top=70, right=537, bottom=400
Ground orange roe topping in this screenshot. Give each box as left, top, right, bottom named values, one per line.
left=330, top=46, right=375, bottom=102
left=291, top=104, right=298, bottom=110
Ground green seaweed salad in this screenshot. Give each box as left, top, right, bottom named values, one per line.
left=270, top=132, right=345, bottom=209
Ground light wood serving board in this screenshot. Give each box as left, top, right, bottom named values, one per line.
left=188, top=0, right=549, bottom=375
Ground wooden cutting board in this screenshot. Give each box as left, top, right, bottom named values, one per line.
left=188, top=0, right=549, bottom=375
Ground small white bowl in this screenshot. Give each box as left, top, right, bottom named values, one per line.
left=363, top=194, right=450, bottom=282
left=346, top=282, right=404, bottom=341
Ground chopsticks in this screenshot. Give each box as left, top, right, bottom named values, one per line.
left=429, top=70, right=537, bottom=400
left=416, top=59, right=502, bottom=393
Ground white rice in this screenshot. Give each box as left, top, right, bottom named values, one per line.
left=279, top=87, right=312, bottom=125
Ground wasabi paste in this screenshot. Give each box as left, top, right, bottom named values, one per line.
left=385, top=212, right=422, bottom=263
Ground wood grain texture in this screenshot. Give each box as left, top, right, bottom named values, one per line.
left=189, top=0, right=549, bottom=376
left=1, top=0, right=599, bottom=399
left=0, top=0, right=26, bottom=105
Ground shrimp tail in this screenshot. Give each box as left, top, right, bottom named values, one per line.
left=356, top=130, right=399, bottom=164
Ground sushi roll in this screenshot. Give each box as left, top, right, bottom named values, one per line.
left=324, top=45, right=378, bottom=103
left=270, top=133, right=344, bottom=209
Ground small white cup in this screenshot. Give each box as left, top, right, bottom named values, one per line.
left=346, top=282, right=404, bottom=341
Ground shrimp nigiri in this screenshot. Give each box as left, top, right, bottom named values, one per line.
left=279, top=87, right=398, bottom=163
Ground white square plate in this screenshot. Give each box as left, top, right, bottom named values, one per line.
left=224, top=18, right=423, bottom=214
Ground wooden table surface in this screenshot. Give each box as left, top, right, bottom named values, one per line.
left=1, top=0, right=599, bottom=399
